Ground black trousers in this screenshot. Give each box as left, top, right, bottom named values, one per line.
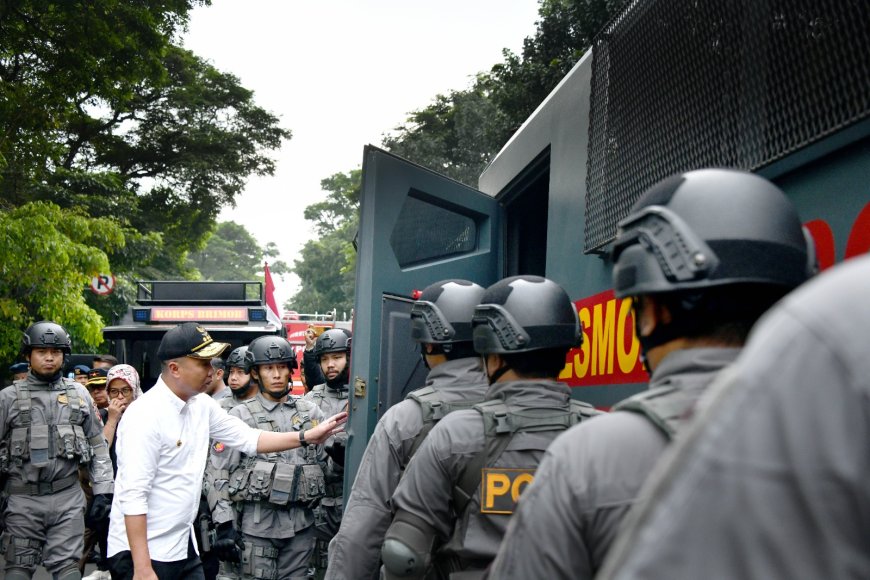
left=108, top=537, right=205, bottom=580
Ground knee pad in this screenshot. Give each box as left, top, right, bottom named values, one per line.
left=381, top=510, right=438, bottom=579
left=53, top=562, right=82, bottom=580
left=4, top=567, right=34, bottom=580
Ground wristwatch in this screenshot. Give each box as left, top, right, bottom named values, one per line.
left=299, top=429, right=309, bottom=447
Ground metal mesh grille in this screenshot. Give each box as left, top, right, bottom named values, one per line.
left=585, top=0, right=870, bottom=253
left=389, top=194, right=476, bottom=268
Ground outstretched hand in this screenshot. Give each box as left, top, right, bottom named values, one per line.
left=306, top=411, right=348, bottom=445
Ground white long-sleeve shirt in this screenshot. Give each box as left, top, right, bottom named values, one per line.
left=107, top=376, right=260, bottom=562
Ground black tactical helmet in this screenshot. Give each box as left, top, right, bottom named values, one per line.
left=245, top=336, right=298, bottom=369
left=410, top=279, right=485, bottom=345
left=611, top=169, right=813, bottom=299
left=226, top=346, right=250, bottom=373
left=313, top=329, right=352, bottom=360
left=22, top=321, right=72, bottom=354
left=472, top=276, right=582, bottom=354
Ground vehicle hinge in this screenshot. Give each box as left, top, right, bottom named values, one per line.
left=353, top=376, right=366, bottom=398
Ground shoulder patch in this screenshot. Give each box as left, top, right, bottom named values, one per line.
left=213, top=441, right=226, bottom=454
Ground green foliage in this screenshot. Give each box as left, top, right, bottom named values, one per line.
left=382, top=0, right=625, bottom=185
left=288, top=170, right=360, bottom=315
left=188, top=221, right=263, bottom=281
left=486, top=0, right=625, bottom=136
left=0, top=1, right=291, bottom=332
left=0, top=202, right=125, bottom=362
left=0, top=0, right=205, bottom=201
left=294, top=2, right=628, bottom=312
left=382, top=83, right=508, bottom=187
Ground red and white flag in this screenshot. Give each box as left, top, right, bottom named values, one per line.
left=263, top=262, right=283, bottom=331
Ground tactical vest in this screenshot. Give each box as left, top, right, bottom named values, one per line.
left=226, top=397, right=326, bottom=509
left=309, top=383, right=349, bottom=408
left=453, top=399, right=600, bottom=516
left=613, top=384, right=698, bottom=439
left=219, top=395, right=243, bottom=413
left=2, top=381, right=93, bottom=473
left=405, top=386, right=484, bottom=463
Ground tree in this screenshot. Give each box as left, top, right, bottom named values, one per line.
left=485, top=0, right=626, bottom=137
left=0, top=1, right=205, bottom=204
left=382, top=82, right=508, bottom=187
left=288, top=170, right=360, bottom=314
left=382, top=0, right=626, bottom=185
left=188, top=221, right=262, bottom=280
left=187, top=221, right=291, bottom=281
left=0, top=2, right=291, bottom=331
left=0, top=202, right=124, bottom=362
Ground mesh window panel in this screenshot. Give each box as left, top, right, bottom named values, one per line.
left=389, top=194, right=477, bottom=268
left=585, top=0, right=870, bottom=253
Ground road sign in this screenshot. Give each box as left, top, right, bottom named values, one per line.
left=90, top=274, right=115, bottom=296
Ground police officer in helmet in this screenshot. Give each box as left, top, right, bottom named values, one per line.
left=208, top=335, right=326, bottom=580
left=199, top=345, right=258, bottom=580
left=222, top=346, right=258, bottom=411
left=0, top=321, right=113, bottom=580
left=327, top=280, right=490, bottom=579
left=382, top=276, right=599, bottom=579
left=303, top=328, right=351, bottom=574
left=599, top=257, right=870, bottom=579
left=488, top=168, right=814, bottom=579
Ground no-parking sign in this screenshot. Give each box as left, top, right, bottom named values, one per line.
left=90, top=274, right=115, bottom=296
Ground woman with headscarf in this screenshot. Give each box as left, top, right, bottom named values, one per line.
left=104, top=364, right=142, bottom=452
left=82, top=364, right=143, bottom=580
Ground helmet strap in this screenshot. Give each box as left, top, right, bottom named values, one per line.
left=482, top=355, right=510, bottom=385
left=634, top=307, right=699, bottom=375
left=230, top=380, right=250, bottom=397
left=32, top=369, right=62, bottom=383
left=257, top=380, right=290, bottom=400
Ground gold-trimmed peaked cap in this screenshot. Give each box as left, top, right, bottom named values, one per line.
left=86, top=367, right=108, bottom=388
left=157, top=322, right=230, bottom=361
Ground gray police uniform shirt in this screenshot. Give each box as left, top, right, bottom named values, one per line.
left=212, top=384, right=232, bottom=402
left=390, top=379, right=574, bottom=567
left=326, top=357, right=488, bottom=580
left=303, top=382, right=348, bottom=431
left=209, top=393, right=327, bottom=538
left=599, top=255, right=870, bottom=579
left=303, top=382, right=348, bottom=486
left=487, top=347, right=740, bottom=580
left=0, top=373, right=113, bottom=494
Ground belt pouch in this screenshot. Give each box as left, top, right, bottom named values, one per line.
left=268, top=463, right=295, bottom=506
left=30, top=425, right=50, bottom=467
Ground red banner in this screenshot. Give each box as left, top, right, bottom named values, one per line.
left=559, top=289, right=647, bottom=387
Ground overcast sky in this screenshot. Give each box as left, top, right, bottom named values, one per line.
left=182, top=0, right=540, bottom=310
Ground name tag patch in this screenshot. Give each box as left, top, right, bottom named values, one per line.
left=480, top=467, right=535, bottom=514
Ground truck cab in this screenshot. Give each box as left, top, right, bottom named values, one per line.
left=102, top=280, right=282, bottom=390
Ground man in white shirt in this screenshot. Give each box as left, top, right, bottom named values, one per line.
left=106, top=323, right=346, bottom=580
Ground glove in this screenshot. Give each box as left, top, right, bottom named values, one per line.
left=85, top=493, right=112, bottom=528
left=213, top=522, right=243, bottom=563
left=325, top=439, right=346, bottom=468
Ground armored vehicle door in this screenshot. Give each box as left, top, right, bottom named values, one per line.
left=346, top=146, right=502, bottom=485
